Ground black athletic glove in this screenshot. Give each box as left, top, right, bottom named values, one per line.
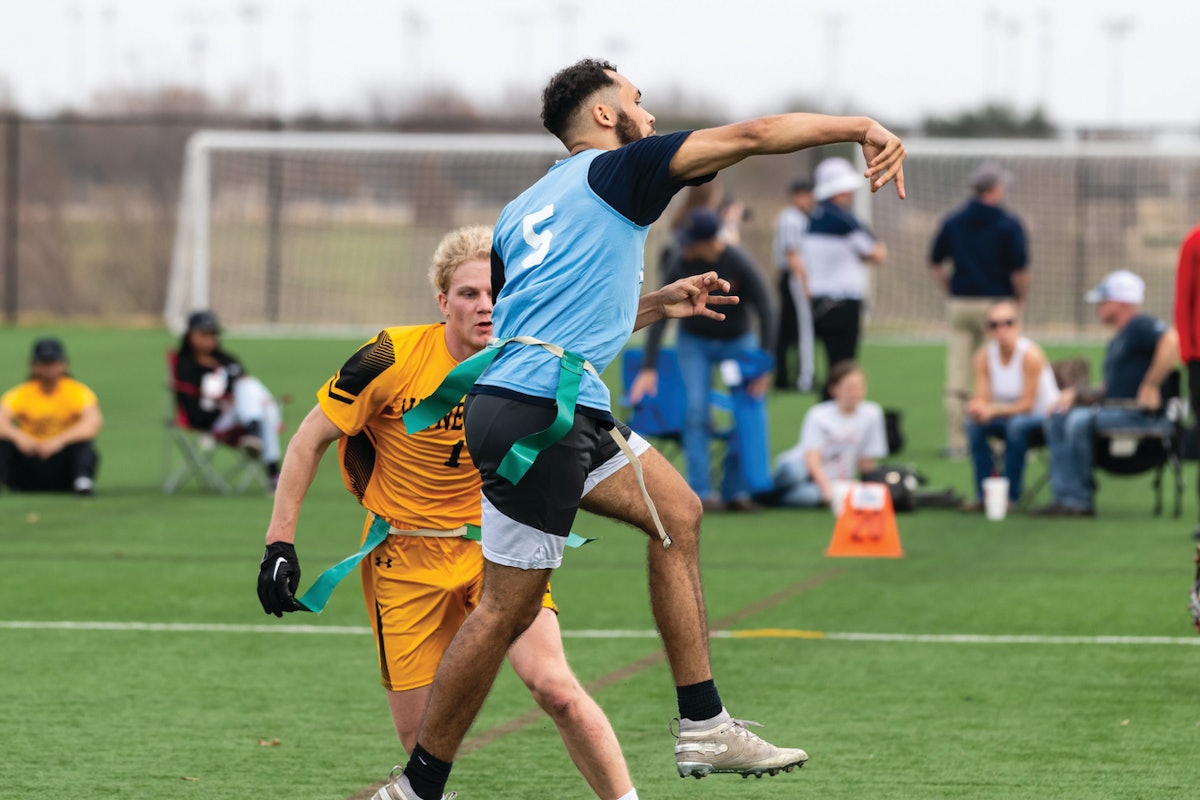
left=258, top=541, right=303, bottom=617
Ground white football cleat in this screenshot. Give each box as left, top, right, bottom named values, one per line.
left=673, top=711, right=808, bottom=779
left=371, top=766, right=456, bottom=800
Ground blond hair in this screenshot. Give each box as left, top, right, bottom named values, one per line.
left=429, top=225, right=493, bottom=294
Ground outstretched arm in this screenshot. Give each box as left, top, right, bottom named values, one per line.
left=671, top=114, right=906, bottom=198
left=633, top=271, right=738, bottom=332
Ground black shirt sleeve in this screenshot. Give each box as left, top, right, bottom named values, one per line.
left=173, top=352, right=219, bottom=430
left=491, top=246, right=507, bottom=299
left=587, top=131, right=716, bottom=226
left=173, top=349, right=244, bottom=430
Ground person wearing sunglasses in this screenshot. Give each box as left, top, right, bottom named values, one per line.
left=962, top=301, right=1059, bottom=512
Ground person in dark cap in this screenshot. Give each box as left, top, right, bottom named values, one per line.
left=0, top=337, right=102, bottom=494
left=772, top=176, right=816, bottom=390
left=631, top=207, right=776, bottom=512
left=928, top=161, right=1030, bottom=460
left=174, top=310, right=283, bottom=486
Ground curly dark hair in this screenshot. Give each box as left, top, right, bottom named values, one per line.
left=540, top=58, right=618, bottom=141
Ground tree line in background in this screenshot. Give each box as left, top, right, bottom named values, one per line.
left=0, top=78, right=1150, bottom=324
left=0, top=80, right=1068, bottom=138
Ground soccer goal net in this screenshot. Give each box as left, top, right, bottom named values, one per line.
left=165, top=131, right=564, bottom=335
left=856, top=137, right=1200, bottom=340
left=167, top=131, right=1200, bottom=341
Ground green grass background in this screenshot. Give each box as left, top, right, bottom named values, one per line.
left=1, top=326, right=1198, bottom=799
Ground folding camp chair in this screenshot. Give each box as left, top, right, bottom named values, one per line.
left=622, top=347, right=730, bottom=447
left=620, top=347, right=773, bottom=495
left=1017, top=358, right=1090, bottom=510
left=162, top=349, right=270, bottom=494
left=1092, top=370, right=1186, bottom=517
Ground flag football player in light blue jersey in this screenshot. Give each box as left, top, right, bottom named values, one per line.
left=386, top=57, right=906, bottom=800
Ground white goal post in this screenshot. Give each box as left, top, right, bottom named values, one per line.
left=167, top=131, right=1200, bottom=340
left=165, top=131, right=563, bottom=336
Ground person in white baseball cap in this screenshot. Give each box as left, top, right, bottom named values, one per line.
left=1084, top=269, right=1145, bottom=305
left=1033, top=269, right=1179, bottom=516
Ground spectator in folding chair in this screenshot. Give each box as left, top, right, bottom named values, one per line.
left=0, top=337, right=102, bottom=495
left=961, top=300, right=1060, bottom=512
left=173, top=310, right=283, bottom=487
left=1033, top=270, right=1180, bottom=517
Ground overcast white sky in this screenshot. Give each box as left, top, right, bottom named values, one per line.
left=0, top=0, right=1195, bottom=130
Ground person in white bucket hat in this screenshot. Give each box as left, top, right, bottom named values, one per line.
left=801, top=157, right=888, bottom=397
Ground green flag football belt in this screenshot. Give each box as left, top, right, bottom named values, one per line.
left=402, top=335, right=669, bottom=546
left=295, top=514, right=596, bottom=614
left=293, top=336, right=670, bottom=615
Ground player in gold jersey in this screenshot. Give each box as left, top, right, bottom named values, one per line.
left=258, top=226, right=637, bottom=799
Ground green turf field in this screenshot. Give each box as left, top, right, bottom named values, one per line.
left=2, top=327, right=1198, bottom=800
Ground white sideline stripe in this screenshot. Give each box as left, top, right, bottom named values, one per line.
left=2, top=620, right=1199, bottom=646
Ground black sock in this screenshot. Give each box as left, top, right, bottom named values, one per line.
left=405, top=743, right=452, bottom=800
left=677, top=679, right=723, bottom=722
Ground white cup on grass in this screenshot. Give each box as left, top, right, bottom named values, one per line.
left=830, top=480, right=856, bottom=517
left=982, top=476, right=1010, bottom=521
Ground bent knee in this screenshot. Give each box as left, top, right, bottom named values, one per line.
left=527, top=676, right=583, bottom=721
left=659, top=490, right=703, bottom=542
left=477, top=594, right=544, bottom=644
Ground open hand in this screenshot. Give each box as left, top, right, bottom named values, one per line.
left=657, top=271, right=739, bottom=321
left=862, top=121, right=906, bottom=199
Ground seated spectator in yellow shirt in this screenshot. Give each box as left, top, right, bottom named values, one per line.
left=0, top=338, right=102, bottom=495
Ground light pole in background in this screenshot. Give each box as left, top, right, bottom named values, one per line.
left=1103, top=17, right=1134, bottom=127
left=821, top=13, right=844, bottom=113
left=239, top=3, right=262, bottom=112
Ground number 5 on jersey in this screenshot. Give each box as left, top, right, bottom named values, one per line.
left=521, top=204, right=554, bottom=268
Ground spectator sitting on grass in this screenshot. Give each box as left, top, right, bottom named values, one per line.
left=0, top=337, right=102, bottom=495
left=769, top=360, right=888, bottom=508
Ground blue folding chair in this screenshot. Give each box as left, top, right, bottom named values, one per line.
left=620, top=348, right=772, bottom=495
left=622, top=348, right=695, bottom=442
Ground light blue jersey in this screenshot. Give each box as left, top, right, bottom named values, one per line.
left=480, top=131, right=710, bottom=415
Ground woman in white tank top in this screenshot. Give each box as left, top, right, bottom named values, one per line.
left=962, top=302, right=1060, bottom=509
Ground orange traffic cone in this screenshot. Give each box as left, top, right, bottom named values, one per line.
left=825, top=482, right=903, bottom=558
